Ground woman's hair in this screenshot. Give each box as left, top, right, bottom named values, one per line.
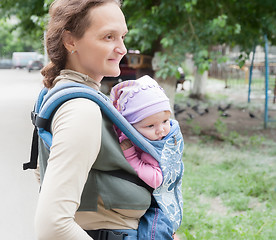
left=41, top=0, right=121, bottom=88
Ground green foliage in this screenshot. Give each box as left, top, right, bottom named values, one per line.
left=211, top=114, right=265, bottom=147
left=123, top=0, right=276, bottom=79
left=1, top=0, right=276, bottom=81
left=193, top=49, right=211, bottom=74
left=153, top=52, right=182, bottom=80
left=0, top=0, right=50, bottom=55
left=0, top=19, right=43, bottom=57
left=248, top=135, right=266, bottom=147
left=185, top=119, right=202, bottom=136
left=214, top=116, right=228, bottom=138
left=0, top=0, right=49, bottom=32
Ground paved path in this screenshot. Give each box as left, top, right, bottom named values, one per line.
left=0, top=69, right=43, bottom=240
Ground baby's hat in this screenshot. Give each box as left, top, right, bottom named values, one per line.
left=110, top=75, right=171, bottom=124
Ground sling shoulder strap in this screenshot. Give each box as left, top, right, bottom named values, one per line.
left=31, top=82, right=159, bottom=156
left=23, top=82, right=157, bottom=193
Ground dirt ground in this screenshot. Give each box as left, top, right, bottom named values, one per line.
left=175, top=81, right=276, bottom=143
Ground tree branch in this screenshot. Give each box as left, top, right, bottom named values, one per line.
left=188, top=15, right=200, bottom=43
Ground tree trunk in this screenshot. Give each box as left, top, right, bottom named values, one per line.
left=155, top=76, right=177, bottom=118
left=190, top=70, right=208, bottom=99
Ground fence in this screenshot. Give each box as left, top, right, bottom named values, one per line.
left=209, top=62, right=276, bottom=91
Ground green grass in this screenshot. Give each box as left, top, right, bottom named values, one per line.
left=177, top=141, right=276, bottom=240
left=175, top=77, right=276, bottom=239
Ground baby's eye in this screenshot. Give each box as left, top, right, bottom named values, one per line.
left=163, top=119, right=168, bottom=124
left=147, top=124, right=154, bottom=128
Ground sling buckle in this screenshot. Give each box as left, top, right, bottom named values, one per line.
left=99, top=230, right=127, bottom=240
left=86, top=229, right=128, bottom=240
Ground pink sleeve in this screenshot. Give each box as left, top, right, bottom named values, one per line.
left=118, top=132, right=128, bottom=143
left=123, top=147, right=163, bottom=189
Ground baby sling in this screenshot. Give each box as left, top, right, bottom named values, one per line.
left=23, top=82, right=184, bottom=237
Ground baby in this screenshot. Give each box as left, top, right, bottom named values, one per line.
left=110, top=75, right=172, bottom=189
left=111, top=75, right=183, bottom=240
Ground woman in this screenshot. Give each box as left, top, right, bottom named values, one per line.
left=35, top=0, right=151, bottom=239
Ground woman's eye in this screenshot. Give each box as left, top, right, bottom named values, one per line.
left=105, top=35, right=114, bottom=40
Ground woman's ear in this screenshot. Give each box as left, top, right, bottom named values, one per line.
left=62, top=30, right=76, bottom=53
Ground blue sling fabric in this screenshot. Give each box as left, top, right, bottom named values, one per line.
left=31, top=82, right=184, bottom=234
left=35, top=82, right=159, bottom=160
left=138, top=121, right=184, bottom=238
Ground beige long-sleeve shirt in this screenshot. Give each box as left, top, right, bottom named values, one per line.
left=35, top=70, right=145, bottom=240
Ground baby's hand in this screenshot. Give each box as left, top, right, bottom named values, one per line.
left=120, top=139, right=133, bottom=151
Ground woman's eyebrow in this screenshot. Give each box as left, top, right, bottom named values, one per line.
left=101, top=29, right=128, bottom=35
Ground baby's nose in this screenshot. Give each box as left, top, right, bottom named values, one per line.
left=156, top=127, right=164, bottom=135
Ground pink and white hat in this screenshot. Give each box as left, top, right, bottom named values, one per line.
left=110, top=75, right=171, bottom=124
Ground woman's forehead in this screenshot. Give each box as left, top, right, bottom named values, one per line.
left=88, top=2, right=127, bottom=33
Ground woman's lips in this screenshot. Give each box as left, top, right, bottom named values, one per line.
left=108, top=58, right=120, bottom=63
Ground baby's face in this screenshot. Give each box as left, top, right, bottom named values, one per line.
left=133, top=111, right=171, bottom=141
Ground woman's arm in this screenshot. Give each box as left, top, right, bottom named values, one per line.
left=35, top=98, right=102, bottom=240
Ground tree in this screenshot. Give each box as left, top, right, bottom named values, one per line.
left=1, top=0, right=275, bottom=101
left=0, top=0, right=50, bottom=56
left=122, top=0, right=276, bottom=101
left=0, top=0, right=48, bottom=33
left=0, top=19, right=44, bottom=57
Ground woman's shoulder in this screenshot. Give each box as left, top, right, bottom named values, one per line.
left=53, top=98, right=102, bottom=128
left=61, top=97, right=101, bottom=112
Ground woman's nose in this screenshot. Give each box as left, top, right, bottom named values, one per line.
left=115, top=40, right=127, bottom=55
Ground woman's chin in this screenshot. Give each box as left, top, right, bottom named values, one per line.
left=106, top=70, right=121, bottom=78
